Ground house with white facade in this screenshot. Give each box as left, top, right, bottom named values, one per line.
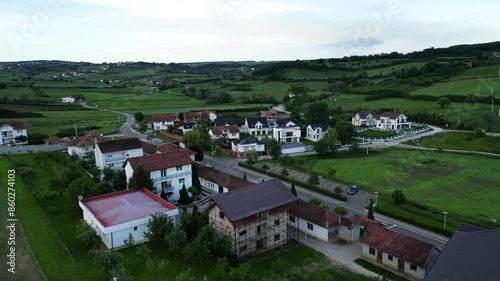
left=61, top=96, right=76, bottom=103
left=196, top=163, right=252, bottom=194
left=305, top=124, right=329, bottom=142
left=352, top=110, right=378, bottom=127
left=231, top=138, right=265, bottom=154
left=209, top=125, right=240, bottom=140
left=183, top=111, right=217, bottom=123
left=273, top=119, right=301, bottom=143
left=361, top=224, right=437, bottom=281
left=151, top=114, right=178, bottom=131
left=179, top=122, right=195, bottom=135
left=376, top=112, right=412, bottom=132
left=67, top=132, right=106, bottom=158
left=0, top=122, right=28, bottom=145
left=124, top=151, right=193, bottom=201
left=243, top=117, right=272, bottom=138
left=95, top=138, right=143, bottom=170
left=79, top=188, right=178, bottom=249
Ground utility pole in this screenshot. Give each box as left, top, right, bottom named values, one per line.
left=491, top=87, right=494, bottom=113
left=74, top=123, right=78, bottom=138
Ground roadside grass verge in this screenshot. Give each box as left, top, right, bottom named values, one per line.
left=405, top=132, right=500, bottom=154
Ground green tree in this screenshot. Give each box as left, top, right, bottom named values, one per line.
left=75, top=221, right=100, bottom=251
left=243, top=172, right=247, bottom=180
left=308, top=173, right=320, bottom=185
left=211, top=233, right=232, bottom=259
left=90, top=249, right=124, bottom=272
left=128, top=165, right=154, bottom=190
left=136, top=243, right=152, bottom=262
left=160, top=187, right=168, bottom=201
left=175, top=268, right=195, bottom=281
left=183, top=225, right=212, bottom=266
left=334, top=205, right=348, bottom=216
left=305, top=101, right=330, bottom=124
left=437, top=97, right=451, bottom=108
left=245, top=149, right=259, bottom=164
left=123, top=233, right=135, bottom=249
left=191, top=164, right=202, bottom=192
left=350, top=140, right=361, bottom=154
left=305, top=159, right=317, bottom=172
left=112, top=170, right=127, bottom=190
left=144, top=213, right=174, bottom=244
left=184, top=128, right=211, bottom=151
left=313, top=139, right=329, bottom=155
left=392, top=189, right=406, bottom=205
left=134, top=111, right=144, bottom=122
left=309, top=198, right=322, bottom=206
left=323, top=127, right=339, bottom=154
left=180, top=208, right=207, bottom=242
left=280, top=168, right=289, bottom=177
left=88, top=166, right=101, bottom=181
left=335, top=122, right=356, bottom=145
left=147, top=258, right=170, bottom=281
left=267, top=139, right=282, bottom=160
left=102, top=167, right=115, bottom=182
left=327, top=166, right=336, bottom=178
left=178, top=184, right=191, bottom=205
left=474, top=128, right=486, bottom=138
left=110, top=263, right=133, bottom=281
left=167, top=227, right=187, bottom=254
left=334, top=186, right=343, bottom=195
left=290, top=179, right=297, bottom=196
left=367, top=202, right=375, bottom=220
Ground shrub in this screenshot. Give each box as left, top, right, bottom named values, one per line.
left=334, top=205, right=348, bottom=216
left=309, top=198, right=322, bottom=206
left=392, top=189, right=406, bottom=205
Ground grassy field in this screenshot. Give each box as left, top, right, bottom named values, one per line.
left=409, top=77, right=500, bottom=97
left=406, top=132, right=500, bottom=154
left=310, top=149, right=500, bottom=221
left=358, top=129, right=395, bottom=138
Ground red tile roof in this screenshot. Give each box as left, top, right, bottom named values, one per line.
left=66, top=132, right=106, bottom=147
left=289, top=200, right=351, bottom=229
left=196, top=163, right=252, bottom=191
left=351, top=214, right=383, bottom=228
left=183, top=111, right=215, bottom=122
left=0, top=121, right=27, bottom=130
left=210, top=125, right=240, bottom=136
left=140, top=141, right=158, bottom=155
left=156, top=143, right=195, bottom=155
left=127, top=151, right=192, bottom=172
left=80, top=188, right=177, bottom=227
left=44, top=136, right=62, bottom=145
left=361, top=225, right=434, bottom=268
left=152, top=114, right=178, bottom=123
left=97, top=137, right=143, bottom=153
left=260, top=110, right=276, bottom=118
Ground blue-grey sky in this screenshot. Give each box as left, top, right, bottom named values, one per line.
left=1, top=0, right=499, bottom=63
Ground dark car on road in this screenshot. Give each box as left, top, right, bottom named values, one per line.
left=347, top=185, right=358, bottom=195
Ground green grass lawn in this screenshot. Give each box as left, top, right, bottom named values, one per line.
left=406, top=132, right=500, bottom=154
left=409, top=77, right=500, bottom=97
left=354, top=258, right=409, bottom=281
left=358, top=129, right=395, bottom=138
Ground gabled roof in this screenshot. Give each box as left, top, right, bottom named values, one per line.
left=210, top=125, right=240, bottom=135
left=196, top=164, right=252, bottom=191
left=361, top=225, right=434, bottom=268
left=80, top=188, right=177, bottom=227
left=275, top=118, right=299, bottom=128
left=96, top=137, right=143, bottom=153
left=308, top=124, right=329, bottom=131
left=214, top=118, right=236, bottom=126
left=355, top=110, right=378, bottom=119
left=212, top=179, right=298, bottom=222
left=44, top=136, right=62, bottom=144
left=245, top=117, right=269, bottom=128
left=289, top=200, right=351, bottom=229
left=66, top=132, right=106, bottom=147
left=0, top=121, right=27, bottom=130
left=184, top=111, right=215, bottom=121
left=379, top=112, right=404, bottom=120
left=351, top=214, right=383, bottom=228
left=156, top=142, right=195, bottom=155
left=152, top=114, right=178, bottom=123
left=424, top=224, right=500, bottom=281
left=233, top=137, right=264, bottom=146
left=140, top=141, right=158, bottom=155
left=126, top=151, right=192, bottom=172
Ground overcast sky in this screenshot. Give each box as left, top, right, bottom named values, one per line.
left=1, top=0, right=499, bottom=63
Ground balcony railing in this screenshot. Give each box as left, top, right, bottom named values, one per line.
left=104, top=155, right=127, bottom=163
left=153, top=170, right=192, bottom=183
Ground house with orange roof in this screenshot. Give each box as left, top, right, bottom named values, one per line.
left=0, top=121, right=28, bottom=145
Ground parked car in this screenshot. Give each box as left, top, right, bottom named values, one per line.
left=347, top=185, right=358, bottom=195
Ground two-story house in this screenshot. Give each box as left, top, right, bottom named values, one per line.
left=209, top=125, right=240, bottom=140
left=214, top=118, right=237, bottom=127
left=273, top=119, right=301, bottom=143
left=196, top=163, right=252, bottom=194
left=124, top=151, right=193, bottom=201
left=67, top=131, right=106, bottom=158
left=305, top=124, right=329, bottom=142
left=376, top=112, right=412, bottom=132
left=95, top=138, right=144, bottom=170
left=183, top=111, right=217, bottom=123
left=352, top=110, right=378, bottom=127
left=0, top=122, right=28, bottom=145
left=208, top=179, right=298, bottom=258
left=151, top=114, right=179, bottom=131
left=243, top=117, right=271, bottom=138
left=231, top=138, right=266, bottom=154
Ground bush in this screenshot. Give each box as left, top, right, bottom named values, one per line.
left=309, top=198, right=322, bottom=206
left=392, top=189, right=406, bottom=205
left=334, top=205, right=348, bottom=216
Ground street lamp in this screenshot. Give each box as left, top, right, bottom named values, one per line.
left=374, top=192, right=379, bottom=207
left=443, top=211, right=448, bottom=229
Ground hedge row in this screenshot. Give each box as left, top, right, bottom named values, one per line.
left=238, top=162, right=347, bottom=202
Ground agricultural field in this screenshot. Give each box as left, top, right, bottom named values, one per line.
left=406, top=132, right=500, bottom=154
left=410, top=77, right=500, bottom=97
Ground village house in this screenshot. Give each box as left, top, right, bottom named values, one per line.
left=360, top=224, right=438, bottom=281
left=179, top=122, right=195, bottom=134
left=352, top=110, right=378, bottom=127
left=273, top=119, right=301, bottom=143
left=376, top=112, right=412, bottom=132
left=209, top=125, right=240, bottom=140
left=196, top=163, right=252, bottom=194
left=79, top=188, right=178, bottom=249
left=156, top=142, right=196, bottom=161
left=94, top=138, right=143, bottom=170
left=140, top=141, right=159, bottom=155
left=66, top=132, right=106, bottom=158
left=151, top=114, right=179, bottom=131
left=214, top=118, right=237, bottom=126
left=0, top=121, right=28, bottom=145
left=231, top=138, right=266, bottom=154
left=183, top=111, right=217, bottom=123
left=243, top=117, right=272, bottom=138
left=208, top=179, right=298, bottom=258
left=44, top=136, right=63, bottom=145
left=492, top=52, right=500, bottom=58
left=305, top=124, right=329, bottom=142
left=124, top=151, right=192, bottom=200
left=61, top=96, right=76, bottom=103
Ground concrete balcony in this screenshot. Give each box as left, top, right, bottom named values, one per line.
left=153, top=170, right=192, bottom=183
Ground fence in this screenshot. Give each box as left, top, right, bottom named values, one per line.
left=356, top=125, right=431, bottom=144
left=0, top=143, right=67, bottom=155
left=220, top=147, right=246, bottom=157
left=159, top=130, right=183, bottom=141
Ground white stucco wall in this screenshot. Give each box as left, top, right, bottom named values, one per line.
left=96, top=147, right=143, bottom=170
left=287, top=215, right=329, bottom=241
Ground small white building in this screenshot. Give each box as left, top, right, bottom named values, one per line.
left=196, top=163, right=252, bottom=194
left=209, top=125, right=240, bottom=140
left=231, top=138, right=265, bottom=154
left=376, top=112, right=412, bottom=132
left=179, top=122, right=195, bottom=135
left=305, top=124, right=329, bottom=142
left=352, top=110, right=378, bottom=127
left=273, top=119, right=301, bottom=143
left=95, top=138, right=144, bottom=170
left=66, top=132, right=106, bottom=158
left=79, top=188, right=178, bottom=249
left=243, top=117, right=272, bottom=138
left=62, top=96, right=76, bottom=103
left=183, top=111, right=217, bottom=123
left=151, top=114, right=178, bottom=131
left=124, top=151, right=193, bottom=201
left=0, top=122, right=28, bottom=145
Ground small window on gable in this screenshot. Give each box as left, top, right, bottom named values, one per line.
left=289, top=215, right=295, bottom=222
left=307, top=222, right=313, bottom=230
left=219, top=211, right=224, bottom=219
left=369, top=247, right=376, bottom=255
left=274, top=219, right=280, bottom=226
left=410, top=264, right=417, bottom=271
left=133, top=226, right=138, bottom=231
left=388, top=255, right=393, bottom=261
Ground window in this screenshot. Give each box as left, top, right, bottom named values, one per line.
left=289, top=215, right=295, bottom=223
left=219, top=211, right=224, bottom=219
left=179, top=178, right=185, bottom=184
left=274, top=219, right=280, bottom=226
left=274, top=234, right=280, bottom=242
left=369, top=247, right=376, bottom=256
left=239, top=245, right=247, bottom=252
left=239, top=230, right=247, bottom=236
left=307, top=222, right=313, bottom=230
left=161, top=169, right=167, bottom=177
left=176, top=166, right=182, bottom=171
left=133, top=226, right=138, bottom=231
left=387, top=255, right=393, bottom=261
left=257, top=225, right=261, bottom=234
left=410, top=264, right=417, bottom=271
